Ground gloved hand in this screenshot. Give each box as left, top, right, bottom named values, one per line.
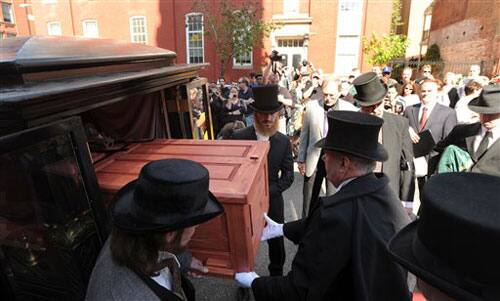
left=261, top=213, right=283, bottom=241
left=234, top=271, right=259, bottom=288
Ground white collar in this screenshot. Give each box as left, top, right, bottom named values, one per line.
left=335, top=177, right=357, bottom=193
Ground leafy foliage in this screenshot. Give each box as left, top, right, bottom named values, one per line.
left=362, top=33, right=409, bottom=66
left=424, top=44, right=442, bottom=61
left=193, top=0, right=278, bottom=77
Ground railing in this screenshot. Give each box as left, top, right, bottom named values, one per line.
left=389, top=59, right=497, bottom=80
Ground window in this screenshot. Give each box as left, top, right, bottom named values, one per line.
left=283, top=0, right=299, bottom=15
left=277, top=39, right=304, bottom=48
left=82, top=20, right=99, bottom=38
left=47, top=21, right=62, bottom=36
left=334, top=0, right=364, bottom=75
left=185, top=13, right=204, bottom=64
left=233, top=50, right=252, bottom=67
left=129, top=16, right=147, bottom=44
left=2, top=2, right=13, bottom=23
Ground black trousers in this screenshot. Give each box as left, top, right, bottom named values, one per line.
left=267, top=193, right=285, bottom=276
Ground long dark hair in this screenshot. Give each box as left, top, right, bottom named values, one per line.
left=110, top=226, right=167, bottom=276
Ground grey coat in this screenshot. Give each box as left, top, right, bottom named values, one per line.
left=298, top=99, right=357, bottom=177
left=86, top=239, right=194, bottom=301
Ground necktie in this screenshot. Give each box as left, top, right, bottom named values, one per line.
left=419, top=106, right=428, bottom=132
left=473, top=131, right=492, bottom=161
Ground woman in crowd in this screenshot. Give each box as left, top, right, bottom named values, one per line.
left=397, top=82, right=420, bottom=108
left=220, top=86, right=247, bottom=128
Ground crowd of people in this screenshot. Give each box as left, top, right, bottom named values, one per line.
left=86, top=57, right=499, bottom=301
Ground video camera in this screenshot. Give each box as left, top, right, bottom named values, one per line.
left=269, top=50, right=285, bottom=62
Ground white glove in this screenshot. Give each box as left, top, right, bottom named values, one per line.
left=261, top=213, right=283, bottom=241
left=234, top=271, right=259, bottom=288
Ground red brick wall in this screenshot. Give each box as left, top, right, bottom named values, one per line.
left=429, top=0, right=500, bottom=76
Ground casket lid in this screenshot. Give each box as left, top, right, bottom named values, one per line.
left=0, top=36, right=177, bottom=85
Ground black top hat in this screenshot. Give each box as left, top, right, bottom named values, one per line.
left=315, top=110, right=388, bottom=162
left=468, top=84, right=500, bottom=114
left=353, top=72, right=388, bottom=106
left=111, top=159, right=224, bottom=233
left=248, top=85, right=284, bottom=113
left=388, top=173, right=500, bottom=301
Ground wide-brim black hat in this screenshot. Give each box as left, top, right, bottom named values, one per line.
left=111, top=159, right=224, bottom=233
left=353, top=72, right=388, bottom=106
left=248, top=84, right=284, bottom=113
left=388, top=173, right=500, bottom=301
left=315, top=110, right=388, bottom=162
left=468, top=84, right=500, bottom=114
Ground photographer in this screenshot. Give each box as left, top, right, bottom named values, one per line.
left=209, top=83, right=225, bottom=137
left=220, top=86, right=247, bottom=128
left=262, top=51, right=296, bottom=134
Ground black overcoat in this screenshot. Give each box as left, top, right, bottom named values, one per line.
left=251, top=173, right=411, bottom=301
left=381, top=112, right=415, bottom=202
left=231, top=126, right=294, bottom=222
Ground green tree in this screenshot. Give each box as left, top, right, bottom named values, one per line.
left=362, top=33, right=409, bottom=66
left=362, top=0, right=408, bottom=66
left=193, top=0, right=278, bottom=78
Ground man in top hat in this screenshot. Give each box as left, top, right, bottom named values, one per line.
left=86, top=159, right=224, bottom=301
left=298, top=79, right=358, bottom=218
left=353, top=72, right=415, bottom=212
left=388, top=172, right=500, bottom=301
left=435, top=85, right=500, bottom=176
left=235, top=111, right=411, bottom=300
left=231, top=85, right=294, bottom=277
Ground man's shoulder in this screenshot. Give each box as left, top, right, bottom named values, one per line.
left=231, top=126, right=255, bottom=140
left=384, top=112, right=409, bottom=127
left=451, top=122, right=481, bottom=136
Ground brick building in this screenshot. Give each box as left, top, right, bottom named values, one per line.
left=428, top=0, right=500, bottom=76
left=4, top=0, right=394, bottom=81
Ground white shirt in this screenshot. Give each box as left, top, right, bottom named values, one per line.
left=256, top=131, right=270, bottom=141
left=474, top=125, right=500, bottom=152
left=150, top=251, right=181, bottom=290
left=418, top=100, right=437, bottom=124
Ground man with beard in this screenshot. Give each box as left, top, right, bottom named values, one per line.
left=231, top=85, right=294, bottom=277
left=86, top=159, right=224, bottom=301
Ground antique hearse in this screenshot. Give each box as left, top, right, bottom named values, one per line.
left=0, top=36, right=268, bottom=300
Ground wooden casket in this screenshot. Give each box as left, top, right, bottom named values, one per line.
left=95, top=139, right=269, bottom=277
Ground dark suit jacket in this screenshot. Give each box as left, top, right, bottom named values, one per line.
left=404, top=102, right=457, bottom=144
left=435, top=122, right=500, bottom=177
left=381, top=112, right=415, bottom=202
left=251, top=173, right=411, bottom=301
left=231, top=126, right=294, bottom=221
left=404, top=103, right=457, bottom=174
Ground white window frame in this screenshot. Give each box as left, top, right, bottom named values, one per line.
left=47, top=21, right=62, bottom=36
left=334, top=0, right=364, bottom=75
left=129, top=16, right=148, bottom=44
left=1, top=2, right=14, bottom=24
left=233, top=50, right=253, bottom=68
left=185, top=13, right=204, bottom=64
left=82, top=19, right=99, bottom=38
